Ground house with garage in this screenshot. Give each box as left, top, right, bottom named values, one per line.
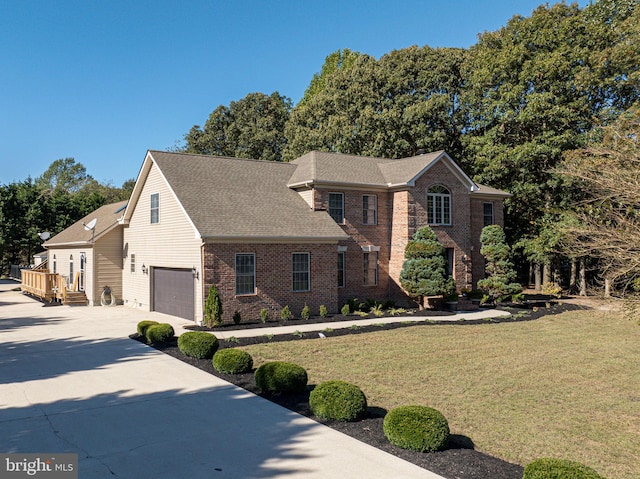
left=117, top=149, right=509, bottom=322
left=36, top=200, right=127, bottom=305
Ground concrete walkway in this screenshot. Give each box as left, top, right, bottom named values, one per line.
left=1, top=279, right=451, bottom=478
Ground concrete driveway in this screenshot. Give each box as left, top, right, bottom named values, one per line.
left=0, top=280, right=443, bottom=478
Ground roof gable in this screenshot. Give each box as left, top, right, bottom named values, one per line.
left=44, top=200, right=128, bottom=248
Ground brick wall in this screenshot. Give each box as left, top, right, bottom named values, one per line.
left=203, top=242, right=338, bottom=323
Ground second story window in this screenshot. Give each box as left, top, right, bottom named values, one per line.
left=427, top=185, right=451, bottom=225
left=362, top=195, right=377, bottom=225
left=150, top=193, right=159, bottom=224
left=131, top=253, right=136, bottom=273
left=328, top=193, right=344, bottom=224
left=483, top=202, right=494, bottom=227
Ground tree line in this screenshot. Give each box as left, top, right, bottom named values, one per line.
left=183, top=0, right=640, bottom=296
left=0, top=158, right=133, bottom=275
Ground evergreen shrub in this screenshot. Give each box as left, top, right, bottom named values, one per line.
left=383, top=405, right=449, bottom=452
left=523, top=458, right=605, bottom=479
left=177, top=331, right=219, bottom=359
left=254, top=361, right=308, bottom=394
left=212, top=348, right=253, bottom=374
left=145, top=323, right=175, bottom=344
left=309, top=380, right=368, bottom=421
left=137, top=320, right=159, bottom=336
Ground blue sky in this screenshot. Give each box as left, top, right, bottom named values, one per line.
left=1, top=0, right=588, bottom=187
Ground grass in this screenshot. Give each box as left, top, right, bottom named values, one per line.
left=240, top=310, right=639, bottom=479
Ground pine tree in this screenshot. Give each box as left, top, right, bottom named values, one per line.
left=477, top=225, right=522, bottom=302
left=204, top=284, right=223, bottom=327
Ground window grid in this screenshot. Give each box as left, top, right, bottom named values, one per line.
left=362, top=195, right=378, bottom=225
left=69, top=255, right=74, bottom=284
left=235, top=253, right=256, bottom=295
left=328, top=193, right=344, bottom=224
left=292, top=253, right=310, bottom=292
left=338, top=252, right=345, bottom=288
left=483, top=202, right=494, bottom=227
left=131, top=253, right=136, bottom=273
left=150, top=193, right=159, bottom=224
left=427, top=186, right=451, bottom=225
left=52, top=254, right=57, bottom=274
left=363, top=252, right=378, bottom=286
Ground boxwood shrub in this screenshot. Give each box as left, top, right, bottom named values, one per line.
left=309, top=380, right=367, bottom=421
left=137, top=320, right=159, bottom=336
left=254, top=361, right=308, bottom=394
left=177, top=331, right=219, bottom=359
left=523, top=458, right=605, bottom=479
left=383, top=405, right=449, bottom=452
left=212, top=348, right=253, bottom=374
left=145, top=323, right=175, bottom=344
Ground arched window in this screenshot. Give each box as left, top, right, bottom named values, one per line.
left=427, top=185, right=451, bottom=225
left=69, top=255, right=74, bottom=283
left=52, top=254, right=57, bottom=274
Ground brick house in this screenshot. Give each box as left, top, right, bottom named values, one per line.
left=116, top=149, right=508, bottom=323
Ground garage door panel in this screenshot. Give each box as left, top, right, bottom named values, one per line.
left=153, top=268, right=194, bottom=320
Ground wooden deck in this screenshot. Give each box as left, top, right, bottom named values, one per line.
left=21, top=270, right=87, bottom=305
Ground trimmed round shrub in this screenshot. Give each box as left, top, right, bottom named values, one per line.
left=309, top=380, right=367, bottom=421
left=254, top=361, right=308, bottom=394
left=137, top=320, right=159, bottom=336
left=523, top=458, right=605, bottom=479
left=212, top=348, right=253, bottom=374
left=383, top=405, right=449, bottom=452
left=145, top=323, right=175, bottom=344
left=177, top=331, right=219, bottom=359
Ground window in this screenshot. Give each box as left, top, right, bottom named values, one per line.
left=328, top=193, right=344, bottom=224
left=338, top=251, right=345, bottom=288
left=483, top=202, right=494, bottom=227
left=363, top=252, right=378, bottom=286
left=130, top=253, right=136, bottom=273
left=69, top=255, right=74, bottom=283
left=235, top=253, right=256, bottom=295
left=150, top=193, right=159, bottom=224
left=52, top=254, right=57, bottom=274
left=427, top=185, right=451, bottom=225
left=292, top=253, right=310, bottom=292
left=445, top=248, right=455, bottom=277
left=362, top=195, right=377, bottom=225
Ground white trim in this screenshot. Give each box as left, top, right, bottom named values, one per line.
left=361, top=245, right=380, bottom=252
left=292, top=252, right=311, bottom=292
left=337, top=245, right=348, bottom=252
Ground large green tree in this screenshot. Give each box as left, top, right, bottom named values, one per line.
left=184, top=91, right=292, bottom=161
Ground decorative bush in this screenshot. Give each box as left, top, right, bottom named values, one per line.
left=204, top=284, right=223, bottom=327
left=309, top=380, right=368, bottom=421
left=280, top=305, right=293, bottom=321
left=383, top=405, right=450, bottom=452
left=232, top=311, right=242, bottom=325
left=177, top=331, right=219, bottom=359
left=137, top=320, right=159, bottom=336
left=477, top=224, right=522, bottom=301
left=254, top=361, right=308, bottom=394
left=260, top=308, right=269, bottom=323
left=341, top=303, right=351, bottom=316
left=145, top=323, right=175, bottom=344
left=301, top=304, right=310, bottom=320
left=523, top=458, right=605, bottom=479
left=212, top=348, right=253, bottom=374
left=319, top=304, right=328, bottom=318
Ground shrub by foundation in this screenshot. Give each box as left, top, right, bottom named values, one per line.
left=177, top=331, right=219, bottom=359
left=383, top=405, right=450, bottom=452
left=523, top=458, right=605, bottom=479
left=145, top=323, right=175, bottom=344
left=137, top=320, right=159, bottom=336
left=309, top=380, right=367, bottom=421
left=212, top=348, right=253, bottom=374
left=254, top=361, right=308, bottom=394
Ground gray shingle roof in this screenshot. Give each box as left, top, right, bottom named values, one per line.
left=149, top=151, right=348, bottom=241
left=44, top=200, right=128, bottom=247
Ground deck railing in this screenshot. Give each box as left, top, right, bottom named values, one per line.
left=21, top=270, right=59, bottom=302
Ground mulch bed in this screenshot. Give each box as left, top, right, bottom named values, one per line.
left=133, top=299, right=586, bottom=479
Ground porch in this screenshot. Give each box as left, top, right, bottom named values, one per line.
left=21, top=269, right=88, bottom=305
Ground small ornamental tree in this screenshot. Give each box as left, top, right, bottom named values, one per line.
left=204, top=284, right=223, bottom=327
left=399, top=226, right=455, bottom=308
left=477, top=225, right=522, bottom=301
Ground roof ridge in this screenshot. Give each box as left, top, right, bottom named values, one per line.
left=149, top=150, right=293, bottom=167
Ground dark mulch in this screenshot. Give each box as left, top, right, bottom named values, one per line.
left=133, top=299, right=587, bottom=479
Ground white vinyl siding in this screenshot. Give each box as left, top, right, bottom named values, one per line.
left=93, top=227, right=123, bottom=306
left=122, top=162, right=202, bottom=320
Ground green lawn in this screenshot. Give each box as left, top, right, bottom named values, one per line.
left=240, top=310, right=639, bottom=479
